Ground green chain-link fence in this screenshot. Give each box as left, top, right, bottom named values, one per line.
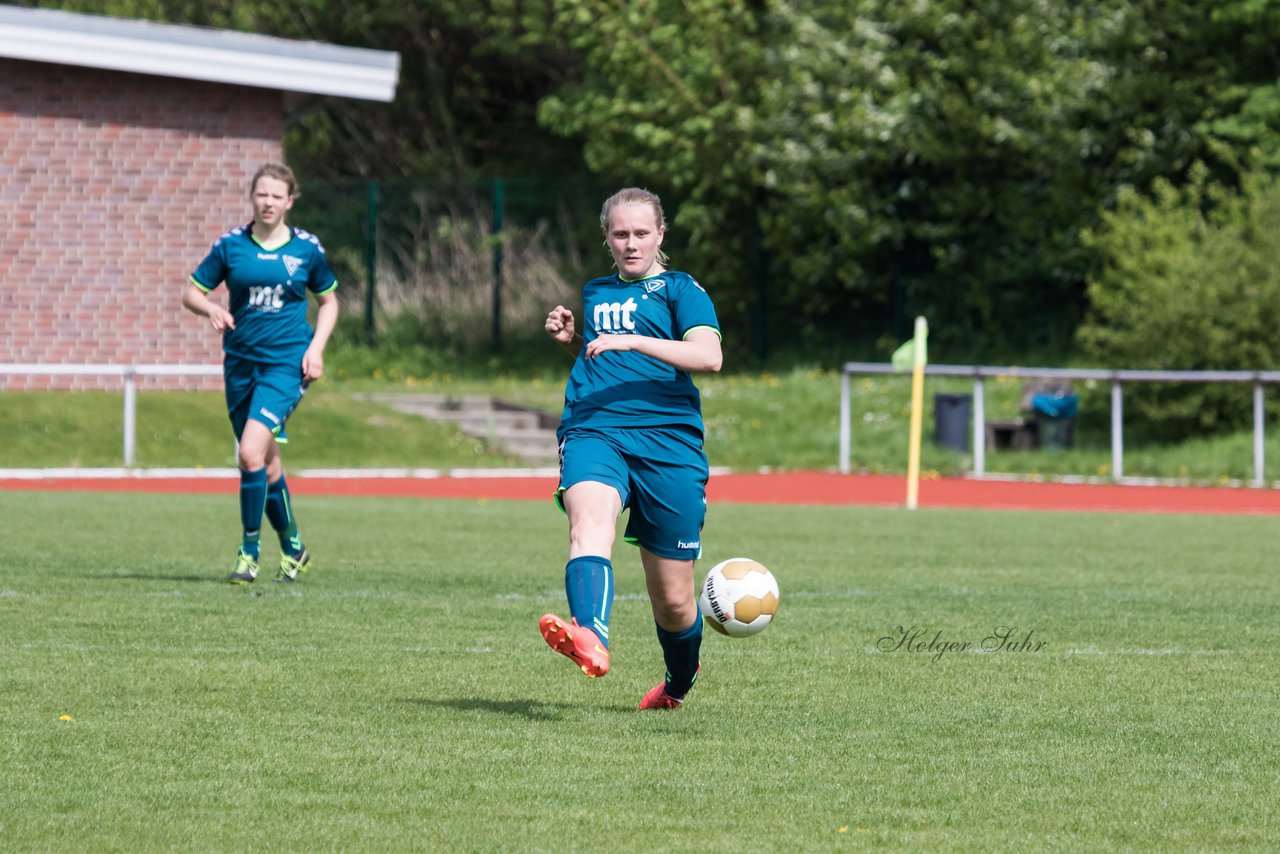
left=294, top=176, right=617, bottom=353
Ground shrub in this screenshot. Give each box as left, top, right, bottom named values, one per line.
left=1078, top=163, right=1280, bottom=441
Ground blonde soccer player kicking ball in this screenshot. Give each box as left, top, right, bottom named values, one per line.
left=540, top=187, right=722, bottom=709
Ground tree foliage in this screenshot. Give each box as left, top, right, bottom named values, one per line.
left=538, top=0, right=765, bottom=334
left=20, top=0, right=1280, bottom=363
left=744, top=1, right=1118, bottom=352
left=1078, top=164, right=1280, bottom=439
left=537, top=0, right=1280, bottom=357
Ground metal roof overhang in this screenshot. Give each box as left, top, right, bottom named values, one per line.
left=0, top=6, right=399, bottom=103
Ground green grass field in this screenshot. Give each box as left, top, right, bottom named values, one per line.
left=2, top=491, right=1277, bottom=851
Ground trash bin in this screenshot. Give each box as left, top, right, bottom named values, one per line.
left=1031, top=392, right=1078, bottom=450
left=933, top=392, right=972, bottom=452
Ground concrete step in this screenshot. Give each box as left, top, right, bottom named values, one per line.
left=450, top=424, right=559, bottom=460
left=493, top=437, right=559, bottom=460
left=429, top=410, right=545, bottom=431
left=356, top=392, right=560, bottom=462
left=362, top=392, right=498, bottom=412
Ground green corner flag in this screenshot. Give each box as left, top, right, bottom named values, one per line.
left=891, top=323, right=928, bottom=372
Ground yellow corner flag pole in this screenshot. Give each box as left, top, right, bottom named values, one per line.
left=896, top=317, right=928, bottom=510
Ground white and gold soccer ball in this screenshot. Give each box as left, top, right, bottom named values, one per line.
left=699, top=558, right=780, bottom=637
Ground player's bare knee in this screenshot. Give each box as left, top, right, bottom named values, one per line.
left=237, top=443, right=268, bottom=470
left=238, top=451, right=265, bottom=470
left=568, top=521, right=614, bottom=555
left=652, top=596, right=697, bottom=631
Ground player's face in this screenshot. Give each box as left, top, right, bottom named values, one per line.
left=606, top=202, right=665, bottom=280
left=251, top=176, right=294, bottom=229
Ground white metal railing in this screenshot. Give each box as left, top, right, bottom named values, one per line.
left=839, top=363, right=1280, bottom=485
left=0, top=364, right=222, bottom=467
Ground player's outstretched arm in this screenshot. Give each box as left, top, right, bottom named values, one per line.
left=585, top=328, right=722, bottom=373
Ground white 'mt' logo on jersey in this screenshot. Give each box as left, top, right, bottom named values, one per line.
left=249, top=285, right=285, bottom=309
left=594, top=298, right=638, bottom=332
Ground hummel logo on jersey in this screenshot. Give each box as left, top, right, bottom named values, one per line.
left=283, top=255, right=303, bottom=277
left=678, top=540, right=700, bottom=550
left=594, top=298, right=638, bottom=332
left=257, top=252, right=279, bottom=260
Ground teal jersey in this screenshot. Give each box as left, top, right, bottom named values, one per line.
left=190, top=224, right=337, bottom=363
left=557, top=270, right=720, bottom=439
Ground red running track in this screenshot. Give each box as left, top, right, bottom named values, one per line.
left=3, top=471, right=1280, bottom=515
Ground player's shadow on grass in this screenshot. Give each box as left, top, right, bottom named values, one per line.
left=406, top=697, right=632, bottom=721
left=105, top=573, right=219, bottom=584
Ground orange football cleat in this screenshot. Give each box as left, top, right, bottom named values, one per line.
left=639, top=666, right=699, bottom=710
left=638, top=681, right=684, bottom=710
left=540, top=613, right=610, bottom=677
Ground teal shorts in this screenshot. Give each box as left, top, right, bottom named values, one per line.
left=556, top=426, right=709, bottom=560
left=224, top=355, right=306, bottom=442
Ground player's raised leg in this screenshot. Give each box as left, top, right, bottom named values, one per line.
left=540, top=480, right=620, bottom=677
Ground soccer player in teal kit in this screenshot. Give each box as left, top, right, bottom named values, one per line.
left=181, top=162, right=338, bottom=584
left=541, top=187, right=722, bottom=709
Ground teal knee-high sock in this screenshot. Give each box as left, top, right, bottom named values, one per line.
left=238, top=467, right=268, bottom=559
left=265, top=475, right=303, bottom=557
left=565, top=556, right=614, bottom=647
left=655, top=612, right=703, bottom=699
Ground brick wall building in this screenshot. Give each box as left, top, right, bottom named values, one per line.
left=0, top=6, right=398, bottom=390
left=1, top=60, right=281, bottom=389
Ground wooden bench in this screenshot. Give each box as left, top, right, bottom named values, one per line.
left=985, top=381, right=1076, bottom=451
left=985, top=417, right=1037, bottom=451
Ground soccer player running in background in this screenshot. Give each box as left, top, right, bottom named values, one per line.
left=541, top=187, right=722, bottom=710
left=181, top=162, right=338, bottom=584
